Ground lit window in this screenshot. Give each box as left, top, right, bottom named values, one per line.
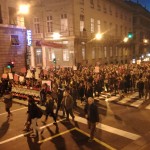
left=63, top=49, right=69, bottom=61
left=110, top=47, right=113, bottom=57
left=80, top=15, right=84, bottom=32
left=92, top=48, right=95, bottom=59
left=104, top=47, right=107, bottom=58
left=82, top=48, right=85, bottom=60
left=49, top=49, right=55, bottom=61
left=91, top=18, right=94, bottom=33
left=47, top=16, right=53, bottom=33
left=115, top=47, right=118, bottom=56
left=97, top=20, right=101, bottom=33
left=61, top=14, right=68, bottom=32
left=34, top=17, right=40, bottom=33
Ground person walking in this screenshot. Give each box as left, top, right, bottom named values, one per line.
left=144, top=76, right=150, bottom=101
left=43, top=91, right=57, bottom=124
left=3, top=90, right=13, bottom=118
left=27, top=96, right=43, bottom=137
left=62, top=88, right=75, bottom=121
left=84, top=97, right=99, bottom=142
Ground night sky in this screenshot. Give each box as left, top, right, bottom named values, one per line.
left=131, top=0, right=150, bottom=11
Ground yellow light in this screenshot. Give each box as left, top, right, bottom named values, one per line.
left=95, top=33, right=102, bottom=40
left=143, top=39, right=149, bottom=44
left=18, top=4, right=29, bottom=15
left=123, top=37, right=128, bottom=43
left=52, top=32, right=61, bottom=40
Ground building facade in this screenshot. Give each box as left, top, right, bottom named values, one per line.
left=26, top=0, right=134, bottom=68
left=0, top=0, right=27, bottom=75
left=126, top=1, right=150, bottom=62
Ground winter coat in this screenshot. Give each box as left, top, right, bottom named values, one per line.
left=84, top=103, right=99, bottom=123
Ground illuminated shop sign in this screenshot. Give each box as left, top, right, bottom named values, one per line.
left=27, top=30, right=32, bottom=46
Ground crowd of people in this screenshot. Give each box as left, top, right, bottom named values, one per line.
left=1, top=63, right=150, bottom=141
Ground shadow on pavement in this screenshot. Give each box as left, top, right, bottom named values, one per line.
left=0, top=118, right=10, bottom=139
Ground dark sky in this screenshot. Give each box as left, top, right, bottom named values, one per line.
left=131, top=0, right=150, bottom=11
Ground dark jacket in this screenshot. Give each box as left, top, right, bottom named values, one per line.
left=3, top=94, right=12, bottom=108
left=84, top=103, right=99, bottom=123
left=45, top=98, right=55, bottom=114
left=62, top=94, right=74, bottom=110
left=28, top=102, right=41, bottom=119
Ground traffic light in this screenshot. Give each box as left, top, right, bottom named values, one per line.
left=53, top=58, right=56, bottom=64
left=128, top=32, right=133, bottom=39
left=7, top=61, right=14, bottom=69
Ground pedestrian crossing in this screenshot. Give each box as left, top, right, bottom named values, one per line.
left=94, top=92, right=150, bottom=110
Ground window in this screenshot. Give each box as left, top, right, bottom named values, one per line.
left=110, top=47, right=113, bottom=57
left=104, top=47, right=107, bottom=58
left=104, top=21, right=107, bottom=31
left=49, top=49, right=55, bottom=61
left=103, top=4, right=107, bottom=13
left=115, top=47, right=118, bottom=56
left=91, top=18, right=94, bottom=33
left=80, top=15, right=84, bottom=32
left=0, top=5, right=3, bottom=23
left=34, top=17, right=40, bottom=33
left=82, top=48, right=85, bottom=60
left=109, top=6, right=112, bottom=15
left=115, top=9, right=118, bottom=18
left=120, top=25, right=123, bottom=36
left=90, top=0, right=94, bottom=8
left=97, top=0, right=101, bottom=11
left=9, top=7, right=17, bottom=25
left=61, top=14, right=68, bottom=32
left=80, top=0, right=84, bottom=5
left=11, top=35, right=19, bottom=46
left=92, top=48, right=95, bottom=59
left=63, top=49, right=69, bottom=61
left=47, top=16, right=53, bottom=33
left=115, top=24, right=118, bottom=36
left=97, top=20, right=101, bottom=33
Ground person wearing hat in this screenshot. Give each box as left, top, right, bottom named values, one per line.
left=43, top=91, right=57, bottom=124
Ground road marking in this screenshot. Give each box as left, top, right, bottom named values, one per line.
left=74, top=116, right=141, bottom=140
left=38, top=128, right=76, bottom=144
left=0, top=118, right=65, bottom=145
left=0, top=107, right=27, bottom=116
left=76, top=128, right=117, bottom=150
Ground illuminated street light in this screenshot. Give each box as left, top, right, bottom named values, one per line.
left=95, top=33, right=103, bottom=40
left=143, top=39, right=149, bottom=44
left=18, top=4, right=30, bottom=15
left=52, top=32, right=61, bottom=40
left=123, top=37, right=129, bottom=43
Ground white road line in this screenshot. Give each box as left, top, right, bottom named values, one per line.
left=0, top=118, right=65, bottom=145
left=0, top=107, right=27, bottom=116
left=74, top=116, right=141, bottom=140
left=145, top=104, right=150, bottom=110
left=130, top=100, right=143, bottom=107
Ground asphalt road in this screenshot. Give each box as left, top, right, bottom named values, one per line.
left=0, top=94, right=150, bottom=150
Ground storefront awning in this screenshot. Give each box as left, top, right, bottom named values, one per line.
left=36, top=40, right=67, bottom=48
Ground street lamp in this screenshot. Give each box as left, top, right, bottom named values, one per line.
left=18, top=4, right=30, bottom=15
left=123, top=37, right=129, bottom=43
left=95, top=33, right=103, bottom=40
left=52, top=32, right=61, bottom=40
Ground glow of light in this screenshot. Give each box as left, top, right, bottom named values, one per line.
left=18, top=4, right=30, bottom=15
left=123, top=37, right=129, bottom=43
left=52, top=32, right=61, bottom=40
left=143, top=39, right=149, bottom=44
left=95, top=33, right=102, bottom=40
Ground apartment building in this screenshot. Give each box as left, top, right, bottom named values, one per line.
left=0, top=0, right=27, bottom=75
left=26, top=0, right=133, bottom=68
left=126, top=1, right=150, bottom=62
